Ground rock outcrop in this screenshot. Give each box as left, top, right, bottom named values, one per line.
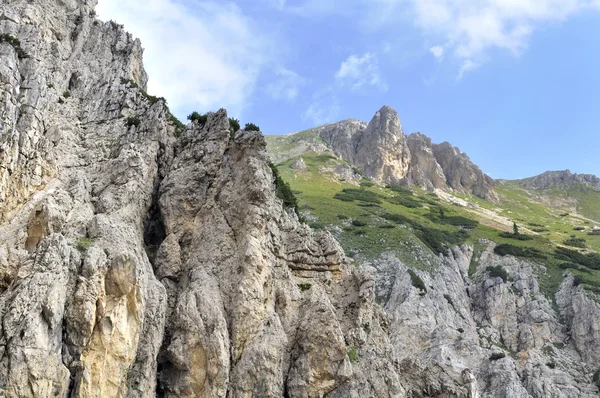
left=309, top=106, right=498, bottom=201
left=0, top=1, right=398, bottom=396
left=516, top=170, right=600, bottom=190
left=2, top=1, right=600, bottom=398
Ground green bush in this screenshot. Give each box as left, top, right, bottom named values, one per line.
left=499, top=231, right=533, bottom=241
left=334, top=188, right=382, bottom=204
left=387, top=185, right=413, bottom=195
left=431, top=214, right=479, bottom=229
left=494, top=244, right=546, bottom=260
left=352, top=219, right=367, bottom=227
left=532, top=228, right=550, bottom=233
left=588, top=230, right=600, bottom=236
left=298, top=283, right=312, bottom=292
left=125, top=116, right=140, bottom=128
left=187, top=111, right=208, bottom=124
left=229, top=118, right=240, bottom=136
left=546, top=362, right=556, bottom=369
left=386, top=195, right=422, bottom=208
left=593, top=368, right=600, bottom=383
left=74, top=238, right=93, bottom=251
left=416, top=226, right=469, bottom=255
left=337, top=215, right=349, bottom=220
left=268, top=162, right=301, bottom=219
left=408, top=269, right=427, bottom=293
left=245, top=122, right=260, bottom=131
left=563, top=237, right=586, bottom=248
left=573, top=226, right=586, bottom=231
left=489, top=352, right=506, bottom=361
left=486, top=265, right=509, bottom=282
left=0, top=34, right=27, bottom=58
left=359, top=180, right=374, bottom=187
left=553, top=247, right=600, bottom=270
left=347, top=345, right=359, bottom=363
left=63, top=90, right=71, bottom=98
left=381, top=213, right=412, bottom=225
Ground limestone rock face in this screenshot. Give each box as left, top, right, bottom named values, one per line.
left=290, top=157, right=307, bottom=170
left=353, top=106, right=411, bottom=185
left=0, top=2, right=398, bottom=396
left=2, top=1, right=600, bottom=398
left=405, top=133, right=446, bottom=190
left=516, top=170, right=600, bottom=190
left=432, top=142, right=499, bottom=202
left=312, top=106, right=498, bottom=200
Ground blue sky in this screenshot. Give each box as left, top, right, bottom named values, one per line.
left=96, top=0, right=600, bottom=179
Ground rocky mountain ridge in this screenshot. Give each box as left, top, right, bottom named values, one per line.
left=1, top=1, right=600, bottom=397
left=510, top=170, right=600, bottom=190
left=269, top=106, right=498, bottom=202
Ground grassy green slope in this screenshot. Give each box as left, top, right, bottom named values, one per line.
left=266, top=135, right=600, bottom=299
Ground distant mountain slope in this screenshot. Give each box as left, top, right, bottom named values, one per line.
left=266, top=106, right=498, bottom=201
left=512, top=170, right=600, bottom=190
left=499, top=170, right=600, bottom=222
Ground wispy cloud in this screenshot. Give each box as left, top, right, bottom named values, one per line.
left=408, top=0, right=600, bottom=75
left=429, top=45, right=444, bottom=60
left=335, top=53, right=387, bottom=91
left=266, top=68, right=306, bottom=101
left=268, top=0, right=600, bottom=78
left=457, top=59, right=481, bottom=80
left=96, top=0, right=277, bottom=117
left=303, top=89, right=340, bottom=125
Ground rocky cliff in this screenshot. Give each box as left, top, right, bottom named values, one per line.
left=280, top=106, right=498, bottom=201
left=514, top=170, right=600, bottom=190
left=1, top=1, right=600, bottom=398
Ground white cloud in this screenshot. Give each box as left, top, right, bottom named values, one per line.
left=266, top=68, right=306, bottom=101
left=430, top=45, right=445, bottom=59
left=96, top=0, right=276, bottom=117
left=335, top=53, right=387, bottom=91
left=407, top=0, right=600, bottom=72
left=276, top=0, right=600, bottom=77
left=457, top=59, right=481, bottom=79
left=303, top=89, right=340, bottom=125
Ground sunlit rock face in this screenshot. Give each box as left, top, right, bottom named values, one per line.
left=0, top=1, right=599, bottom=397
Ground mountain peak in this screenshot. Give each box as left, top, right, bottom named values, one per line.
left=516, top=170, right=600, bottom=190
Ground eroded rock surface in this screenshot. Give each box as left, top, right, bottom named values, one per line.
left=1, top=1, right=600, bottom=398
left=311, top=106, right=498, bottom=200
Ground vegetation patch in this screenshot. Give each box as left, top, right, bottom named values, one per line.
left=0, top=34, right=27, bottom=58
left=74, top=238, right=93, bottom=251
left=269, top=162, right=301, bottom=219
left=187, top=111, right=208, bottom=124
left=489, top=352, right=506, bottom=361
left=334, top=188, right=382, bottom=204
left=386, top=195, right=422, bottom=208
left=125, top=116, right=140, bottom=128
left=347, top=345, right=359, bottom=362
left=486, top=265, right=510, bottom=282
left=245, top=122, right=260, bottom=131
left=408, top=269, right=427, bottom=293
left=499, top=231, right=534, bottom=241
left=352, top=219, right=367, bottom=227
left=120, top=78, right=184, bottom=135
left=553, top=247, right=600, bottom=270
left=563, top=237, right=586, bottom=248
left=297, top=283, right=312, bottom=292
left=494, top=244, right=546, bottom=260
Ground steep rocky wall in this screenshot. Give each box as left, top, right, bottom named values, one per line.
left=1, top=1, right=600, bottom=398
left=313, top=106, right=497, bottom=201
left=0, top=2, right=398, bottom=397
